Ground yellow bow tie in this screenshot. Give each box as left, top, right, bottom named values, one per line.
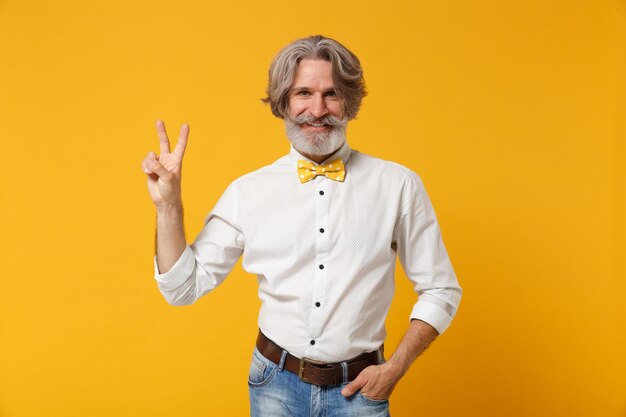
left=297, top=159, right=346, bottom=183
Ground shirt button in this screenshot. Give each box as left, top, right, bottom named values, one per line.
left=315, top=302, right=321, bottom=307
left=319, top=265, right=324, bottom=270
left=319, top=191, right=324, bottom=195
left=319, top=228, right=325, bottom=233
left=310, top=340, right=316, bottom=345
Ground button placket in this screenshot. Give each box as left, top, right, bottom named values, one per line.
left=306, top=177, right=330, bottom=355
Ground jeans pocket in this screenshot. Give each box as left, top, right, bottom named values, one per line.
left=248, top=348, right=277, bottom=387
left=357, top=391, right=389, bottom=406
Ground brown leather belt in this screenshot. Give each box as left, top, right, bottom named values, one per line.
left=256, top=331, right=384, bottom=386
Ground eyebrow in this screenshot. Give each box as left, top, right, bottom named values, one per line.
left=291, top=87, right=336, bottom=94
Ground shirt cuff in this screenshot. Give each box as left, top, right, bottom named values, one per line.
left=409, top=300, right=454, bottom=335
left=153, top=245, right=196, bottom=290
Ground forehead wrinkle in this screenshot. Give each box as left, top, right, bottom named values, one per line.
left=291, top=86, right=336, bottom=93
left=291, top=59, right=335, bottom=91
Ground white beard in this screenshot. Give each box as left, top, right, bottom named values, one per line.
left=285, top=116, right=347, bottom=158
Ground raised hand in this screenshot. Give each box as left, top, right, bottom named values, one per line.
left=142, top=120, right=189, bottom=209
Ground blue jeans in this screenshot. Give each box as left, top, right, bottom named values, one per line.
left=248, top=347, right=391, bottom=417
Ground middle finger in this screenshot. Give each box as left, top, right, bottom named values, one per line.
left=156, top=120, right=171, bottom=154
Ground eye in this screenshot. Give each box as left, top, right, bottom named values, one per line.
left=324, top=90, right=337, bottom=98
left=296, top=90, right=311, bottom=96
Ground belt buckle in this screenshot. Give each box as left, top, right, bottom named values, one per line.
left=298, top=357, right=328, bottom=383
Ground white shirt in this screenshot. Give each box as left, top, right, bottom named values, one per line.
left=154, top=141, right=462, bottom=362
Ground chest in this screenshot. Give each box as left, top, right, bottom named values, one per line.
left=237, top=175, right=403, bottom=257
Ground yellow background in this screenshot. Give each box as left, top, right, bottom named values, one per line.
left=1, top=0, right=624, bottom=416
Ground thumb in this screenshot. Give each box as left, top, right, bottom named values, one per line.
left=147, top=158, right=173, bottom=181
left=341, top=375, right=366, bottom=397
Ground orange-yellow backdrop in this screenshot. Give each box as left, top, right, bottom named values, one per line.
left=0, top=1, right=624, bottom=416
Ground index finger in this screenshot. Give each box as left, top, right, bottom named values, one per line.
left=155, top=120, right=171, bottom=154
left=173, top=123, right=189, bottom=158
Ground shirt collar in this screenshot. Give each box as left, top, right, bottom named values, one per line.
left=288, top=140, right=352, bottom=168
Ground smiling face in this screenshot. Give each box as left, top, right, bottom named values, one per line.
left=288, top=59, right=344, bottom=126
left=285, top=59, right=347, bottom=162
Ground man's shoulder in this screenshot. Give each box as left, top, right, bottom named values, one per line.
left=351, top=149, right=420, bottom=181
left=227, top=153, right=292, bottom=188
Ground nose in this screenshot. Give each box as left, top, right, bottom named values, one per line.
left=308, top=93, right=328, bottom=119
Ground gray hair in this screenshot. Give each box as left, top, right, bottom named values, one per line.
left=262, top=35, right=367, bottom=120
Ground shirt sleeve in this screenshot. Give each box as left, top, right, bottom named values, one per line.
left=153, top=182, right=245, bottom=306
left=394, top=171, right=462, bottom=334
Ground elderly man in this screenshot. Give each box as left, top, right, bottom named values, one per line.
left=142, top=35, right=461, bottom=417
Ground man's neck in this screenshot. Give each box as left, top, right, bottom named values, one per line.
left=296, top=145, right=342, bottom=164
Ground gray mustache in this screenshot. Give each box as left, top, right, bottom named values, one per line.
left=291, top=114, right=347, bottom=127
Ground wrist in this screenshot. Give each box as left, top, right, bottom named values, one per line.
left=382, top=357, right=408, bottom=381
left=156, top=201, right=183, bottom=215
